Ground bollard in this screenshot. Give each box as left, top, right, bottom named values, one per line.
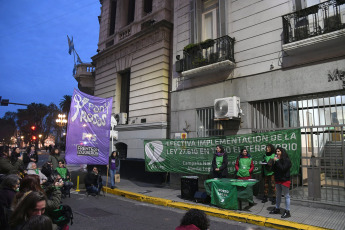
left=75, top=176, right=80, bottom=192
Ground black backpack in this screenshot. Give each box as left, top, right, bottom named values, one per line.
left=47, top=204, right=73, bottom=227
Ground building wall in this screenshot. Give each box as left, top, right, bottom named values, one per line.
left=171, top=0, right=345, bottom=136
left=92, top=0, right=173, bottom=159
left=170, top=0, right=345, bottom=189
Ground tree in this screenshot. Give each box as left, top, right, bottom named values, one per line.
left=60, top=95, right=72, bottom=115
left=0, top=113, right=16, bottom=145
left=16, top=103, right=50, bottom=147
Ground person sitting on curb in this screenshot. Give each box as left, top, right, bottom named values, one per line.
left=84, top=166, right=103, bottom=196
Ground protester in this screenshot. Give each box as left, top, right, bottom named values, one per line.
left=55, top=160, right=73, bottom=196
left=0, top=146, right=24, bottom=175
left=10, top=147, right=26, bottom=176
left=0, top=174, right=20, bottom=230
left=269, top=147, right=292, bottom=218
left=9, top=191, right=47, bottom=230
left=26, top=162, right=47, bottom=185
left=210, top=145, right=228, bottom=178
left=108, top=151, right=120, bottom=189
left=235, top=148, right=254, bottom=180
left=12, top=174, right=62, bottom=214
left=176, top=209, right=210, bottom=230
left=48, top=148, right=64, bottom=170
left=85, top=166, right=103, bottom=195
left=262, top=144, right=276, bottom=204
left=21, top=214, right=53, bottom=230
left=23, top=145, right=38, bottom=168
left=41, top=161, right=54, bottom=185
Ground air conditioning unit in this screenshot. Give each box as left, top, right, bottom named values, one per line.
left=115, top=113, right=128, bottom=125
left=214, top=96, right=241, bottom=119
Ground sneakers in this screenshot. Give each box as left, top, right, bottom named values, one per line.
left=269, top=208, right=280, bottom=214
left=262, top=197, right=268, bottom=203
left=281, top=210, right=291, bottom=218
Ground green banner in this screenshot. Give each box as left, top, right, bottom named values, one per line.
left=144, top=129, right=301, bottom=176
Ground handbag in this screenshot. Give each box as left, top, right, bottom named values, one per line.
left=115, top=174, right=120, bottom=183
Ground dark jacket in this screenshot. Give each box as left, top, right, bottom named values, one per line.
left=0, top=157, right=24, bottom=174
left=0, top=187, right=16, bottom=230
left=272, top=158, right=292, bottom=182
left=108, top=156, right=120, bottom=171
left=211, top=152, right=228, bottom=178
left=84, top=172, right=102, bottom=187
left=23, top=152, right=38, bottom=167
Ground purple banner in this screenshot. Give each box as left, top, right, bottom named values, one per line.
left=65, top=89, right=112, bottom=165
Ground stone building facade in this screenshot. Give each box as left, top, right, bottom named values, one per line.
left=171, top=0, right=345, bottom=205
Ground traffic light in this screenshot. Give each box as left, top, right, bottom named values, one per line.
left=31, top=125, right=36, bottom=131
left=32, top=136, right=37, bottom=140
left=0, top=98, right=9, bottom=106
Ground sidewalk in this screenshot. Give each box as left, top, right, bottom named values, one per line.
left=98, top=178, right=344, bottom=230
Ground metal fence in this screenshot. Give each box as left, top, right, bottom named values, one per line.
left=251, top=91, right=345, bottom=205
left=282, top=0, right=345, bottom=44
left=182, top=35, right=235, bottom=72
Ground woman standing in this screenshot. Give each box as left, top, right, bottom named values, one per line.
left=23, top=145, right=38, bottom=168
left=262, top=144, right=276, bottom=204
left=108, top=151, right=120, bottom=189
left=48, top=148, right=64, bottom=170
left=211, top=145, right=228, bottom=178
left=269, top=147, right=292, bottom=218
left=235, top=148, right=254, bottom=180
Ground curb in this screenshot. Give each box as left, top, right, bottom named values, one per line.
left=102, top=187, right=330, bottom=230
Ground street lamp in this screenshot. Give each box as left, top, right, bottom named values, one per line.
left=56, top=114, right=67, bottom=126
left=55, top=114, right=67, bottom=150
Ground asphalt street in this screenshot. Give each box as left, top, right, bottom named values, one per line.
left=64, top=191, right=272, bottom=230
left=37, top=152, right=270, bottom=229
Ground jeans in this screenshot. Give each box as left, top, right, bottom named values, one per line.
left=275, top=183, right=290, bottom=211
left=109, top=169, right=117, bottom=187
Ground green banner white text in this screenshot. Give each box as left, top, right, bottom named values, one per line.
left=144, top=129, right=301, bottom=175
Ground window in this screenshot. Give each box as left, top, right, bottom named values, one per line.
left=127, top=0, right=136, bottom=25
left=120, top=70, right=130, bottom=114
left=143, top=0, right=152, bottom=14
left=191, top=0, right=227, bottom=43
left=196, top=107, right=224, bottom=137
left=109, top=0, right=117, bottom=36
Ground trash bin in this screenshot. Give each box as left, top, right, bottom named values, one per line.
left=181, top=176, right=198, bottom=200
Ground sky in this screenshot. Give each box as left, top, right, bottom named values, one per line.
left=0, top=0, right=101, bottom=117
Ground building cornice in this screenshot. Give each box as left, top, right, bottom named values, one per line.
left=92, top=20, right=173, bottom=61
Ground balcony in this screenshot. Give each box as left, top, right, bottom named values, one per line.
left=175, top=36, right=235, bottom=90
left=177, top=36, right=235, bottom=72
left=282, top=0, right=345, bottom=55
left=74, top=63, right=95, bottom=95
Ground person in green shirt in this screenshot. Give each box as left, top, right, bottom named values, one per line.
left=262, top=144, right=276, bottom=204
left=235, top=148, right=254, bottom=180
left=210, top=145, right=228, bottom=178
left=55, top=160, right=73, bottom=197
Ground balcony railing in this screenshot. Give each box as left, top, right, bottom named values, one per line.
left=282, top=0, right=345, bottom=44
left=179, top=35, right=235, bottom=72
